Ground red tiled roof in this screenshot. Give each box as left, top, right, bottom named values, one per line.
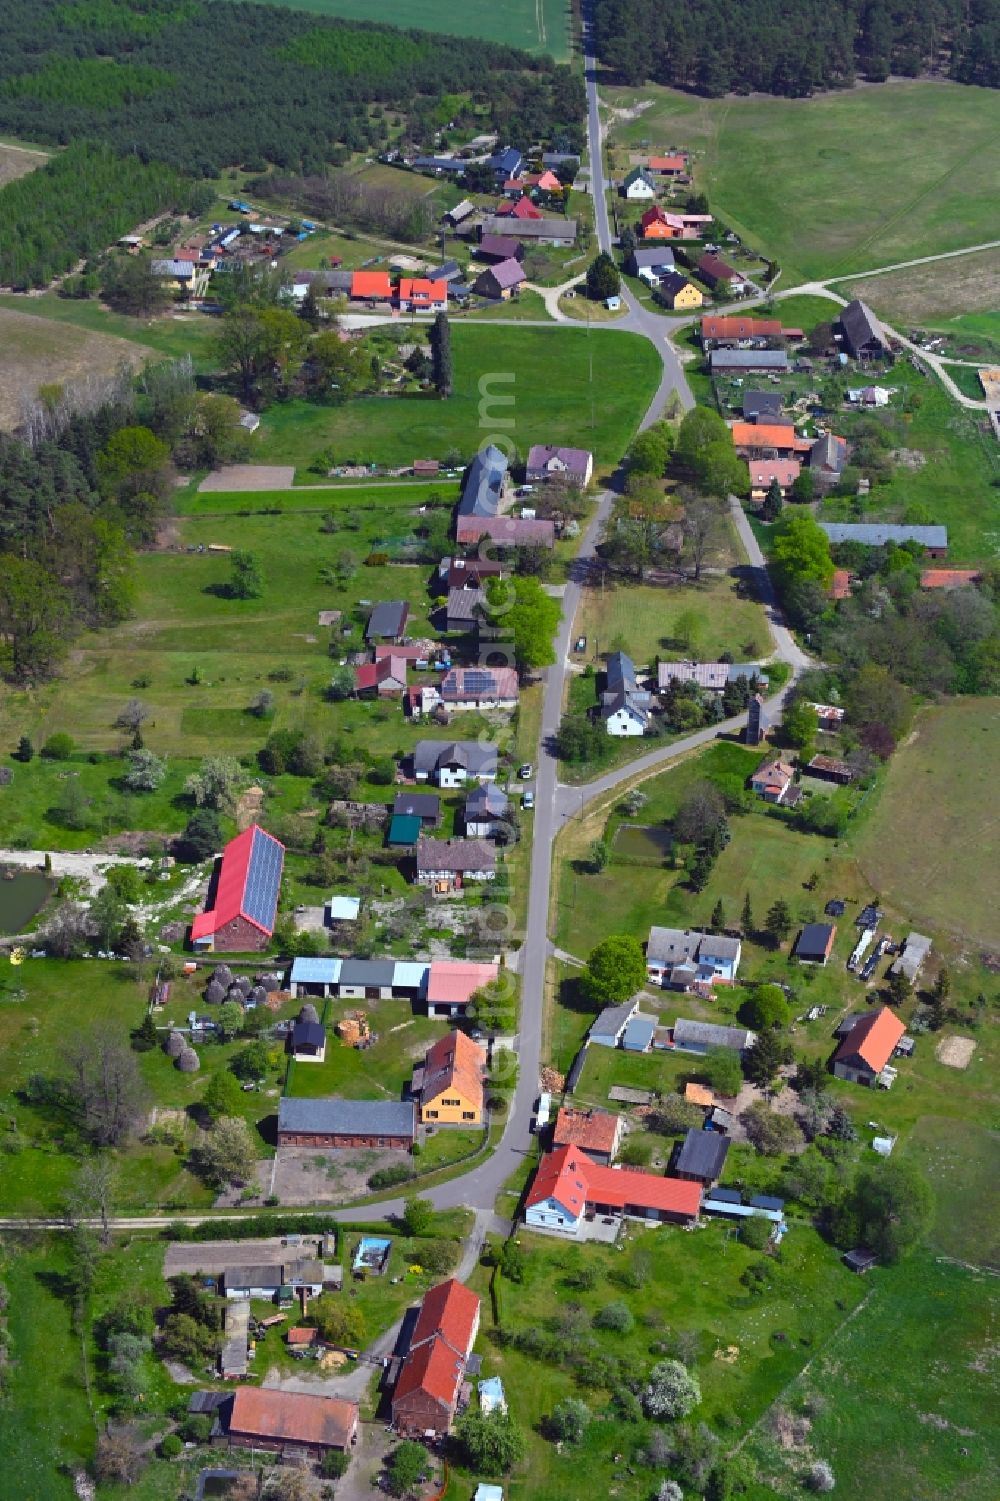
left=831, top=568, right=853, bottom=600
left=526, top=1145, right=701, bottom=1219
left=553, top=1106, right=621, bottom=1157
left=393, top=1332, right=465, bottom=1410
left=702, top=315, right=782, bottom=339
left=648, top=154, right=686, bottom=171
left=456, top=515, right=555, bottom=546
left=228, top=1387, right=356, bottom=1449
left=920, top=569, right=981, bottom=589
left=356, top=655, right=407, bottom=691
left=749, top=459, right=800, bottom=489
left=730, top=421, right=805, bottom=452
left=410, top=1277, right=480, bottom=1357
left=398, top=277, right=447, bottom=306
left=287, top=1327, right=318, bottom=1346
left=834, top=1006, right=905, bottom=1075
left=496, top=196, right=542, bottom=220
left=422, top=1031, right=486, bottom=1112
left=351, top=270, right=393, bottom=300
left=190, top=825, right=284, bottom=941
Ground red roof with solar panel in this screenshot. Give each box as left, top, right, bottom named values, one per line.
left=191, top=824, right=284, bottom=944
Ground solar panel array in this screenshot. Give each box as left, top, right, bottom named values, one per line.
left=243, top=829, right=283, bottom=930
left=446, top=669, right=497, bottom=695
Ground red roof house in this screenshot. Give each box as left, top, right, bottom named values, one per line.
left=190, top=825, right=284, bottom=952
left=832, top=1006, right=905, bottom=1085
left=552, top=1106, right=623, bottom=1165
left=524, top=1145, right=701, bottom=1235
left=831, top=568, right=853, bottom=601
left=424, top=959, right=499, bottom=1017
left=919, top=569, right=981, bottom=589
left=392, top=1279, right=481, bottom=1437
left=226, top=1387, right=357, bottom=1457
left=701, top=315, right=783, bottom=344
left=648, top=154, right=687, bottom=174
left=355, top=655, right=408, bottom=697
left=397, top=278, right=447, bottom=311
left=495, top=196, right=542, bottom=220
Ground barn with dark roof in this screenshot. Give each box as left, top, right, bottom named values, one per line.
left=190, top=825, right=284, bottom=952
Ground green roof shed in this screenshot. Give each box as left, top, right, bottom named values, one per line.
left=388, top=813, right=421, bottom=847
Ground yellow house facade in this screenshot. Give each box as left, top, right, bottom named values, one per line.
left=666, top=278, right=703, bottom=309
left=419, top=1030, right=486, bottom=1125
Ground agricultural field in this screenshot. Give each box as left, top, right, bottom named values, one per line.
left=854, top=698, right=1000, bottom=947
left=0, top=291, right=221, bottom=369
left=832, top=248, right=1000, bottom=334
left=0, top=305, right=151, bottom=428
left=240, top=0, right=572, bottom=59
left=744, top=1253, right=1000, bottom=1501
left=603, top=80, right=1000, bottom=283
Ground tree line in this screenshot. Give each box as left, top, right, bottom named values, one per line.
left=593, top=0, right=1000, bottom=95
left=0, top=0, right=584, bottom=178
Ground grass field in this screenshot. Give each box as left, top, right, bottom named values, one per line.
left=0, top=292, right=221, bottom=368
left=745, top=1252, right=1000, bottom=1501
left=572, top=571, right=768, bottom=669
left=903, top=1116, right=1000, bottom=1269
left=0, top=306, right=151, bottom=428
left=854, top=698, right=1000, bottom=946
left=833, top=248, right=1000, bottom=331
left=459, top=1219, right=865, bottom=1501
left=250, top=324, right=660, bottom=474
left=239, top=0, right=572, bottom=58
left=0, top=139, right=47, bottom=187
left=604, top=81, right=1000, bottom=283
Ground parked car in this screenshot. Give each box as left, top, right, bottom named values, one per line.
left=523, top=789, right=535, bottom=809
left=518, top=762, right=533, bottom=779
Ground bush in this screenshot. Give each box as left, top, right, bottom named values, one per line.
left=320, top=1450, right=350, bottom=1480
left=594, top=1300, right=634, bottom=1333
left=368, top=1164, right=415, bottom=1190
left=42, top=732, right=75, bottom=760
left=642, top=1359, right=701, bottom=1420
left=807, top=1460, right=836, bottom=1492
left=740, top=1215, right=773, bottom=1250
left=158, top=1433, right=182, bottom=1459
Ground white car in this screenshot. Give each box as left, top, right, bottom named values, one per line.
left=523, top=789, right=535, bottom=810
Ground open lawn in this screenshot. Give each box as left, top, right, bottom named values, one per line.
left=573, top=571, right=769, bottom=671
left=0, top=306, right=151, bottom=429
left=460, top=1219, right=865, bottom=1501
left=903, top=1115, right=1000, bottom=1269
left=854, top=698, right=1000, bottom=946
left=745, top=1252, right=1000, bottom=1501
left=250, top=324, right=660, bottom=474
left=284, top=998, right=442, bottom=1102
left=0, top=292, right=221, bottom=369
left=603, top=81, right=1000, bottom=283
left=238, top=0, right=572, bottom=59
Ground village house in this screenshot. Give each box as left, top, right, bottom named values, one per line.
left=700, top=315, right=784, bottom=348
left=657, top=661, right=767, bottom=693
left=745, top=692, right=769, bottom=746
left=673, top=1128, right=730, bottom=1186
left=495, top=195, right=542, bottom=221
left=890, top=931, right=932, bottom=982
left=646, top=926, right=742, bottom=988
left=622, top=166, right=657, bottom=199
left=417, top=1031, right=486, bottom=1124
left=476, top=234, right=524, bottom=263
left=647, top=153, right=688, bottom=176
left=366, top=600, right=409, bottom=643
left=456, top=443, right=554, bottom=549
left=730, top=422, right=812, bottom=461
left=750, top=754, right=796, bottom=804
left=656, top=271, right=703, bottom=308
left=479, top=214, right=577, bottom=244
left=819, top=523, right=948, bottom=556
left=748, top=457, right=800, bottom=500
left=224, top=1388, right=358, bottom=1461
left=602, top=650, right=653, bottom=736
left=222, top=1257, right=326, bottom=1301
left=350, top=270, right=393, bottom=302
left=290, top=1019, right=326, bottom=1063
left=438, top=665, right=519, bottom=711
left=524, top=1145, right=702, bottom=1236
left=440, top=555, right=505, bottom=591
left=627, top=245, right=676, bottom=281
left=808, top=432, right=850, bottom=488
left=392, top=1279, right=481, bottom=1438
left=525, top=444, right=594, bottom=486
left=150, top=257, right=211, bottom=297
left=552, top=1106, right=623, bottom=1165
left=277, top=1097, right=416, bottom=1150
left=590, top=997, right=640, bottom=1048
left=794, top=922, right=838, bottom=965
left=488, top=146, right=523, bottom=180
left=190, top=825, right=284, bottom=952
left=839, top=298, right=889, bottom=360
left=445, top=198, right=475, bottom=227
left=415, top=837, right=497, bottom=892
left=832, top=1005, right=906, bottom=1085
left=397, top=278, right=448, bottom=312
left=394, top=791, right=441, bottom=829
left=696, top=251, right=746, bottom=288
left=425, top=959, right=499, bottom=1019
left=641, top=206, right=713, bottom=240
left=807, top=753, right=856, bottom=784
left=412, top=739, right=498, bottom=786
left=445, top=586, right=486, bottom=632
left=472, top=258, right=527, bottom=300
left=463, top=782, right=510, bottom=837
left=355, top=655, right=407, bottom=698
left=742, top=389, right=785, bottom=422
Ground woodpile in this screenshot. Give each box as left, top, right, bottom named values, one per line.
left=540, top=1066, right=565, bottom=1093
left=336, top=1010, right=370, bottom=1046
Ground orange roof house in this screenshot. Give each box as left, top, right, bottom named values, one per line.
left=831, top=569, right=853, bottom=601
left=524, top=1144, right=701, bottom=1235
left=351, top=270, right=393, bottom=301
left=701, top=315, right=783, bottom=344
left=397, top=277, right=447, bottom=311
left=684, top=1082, right=715, bottom=1108
left=832, top=1005, right=905, bottom=1085
left=419, top=1030, right=486, bottom=1124
left=552, top=1106, right=623, bottom=1164
left=640, top=206, right=712, bottom=240
left=226, top=1387, right=357, bottom=1457
left=648, top=154, right=687, bottom=174
left=392, top=1279, right=481, bottom=1437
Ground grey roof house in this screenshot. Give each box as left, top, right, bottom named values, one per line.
left=628, top=246, right=677, bottom=275
left=459, top=445, right=510, bottom=519
left=277, top=1097, right=416, bottom=1147
left=819, top=522, right=947, bottom=553
left=590, top=998, right=640, bottom=1048
left=646, top=927, right=742, bottom=988
left=674, top=1128, right=730, bottom=1184
left=672, top=1018, right=756, bottom=1054
left=710, top=349, right=789, bottom=374
left=412, top=739, right=498, bottom=785
left=366, top=600, right=409, bottom=642
left=601, top=650, right=653, bottom=736
left=473, top=258, right=526, bottom=299
left=839, top=299, right=888, bottom=360
left=479, top=215, right=577, bottom=243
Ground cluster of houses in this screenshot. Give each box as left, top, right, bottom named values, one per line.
left=599, top=650, right=769, bottom=737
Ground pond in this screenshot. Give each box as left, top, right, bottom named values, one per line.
left=0, top=871, right=54, bottom=934
left=612, top=823, right=674, bottom=866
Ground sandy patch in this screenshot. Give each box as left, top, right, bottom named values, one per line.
left=935, top=1035, right=976, bottom=1069
left=198, top=463, right=295, bottom=491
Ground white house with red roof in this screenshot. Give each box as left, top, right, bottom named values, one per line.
left=524, top=1145, right=701, bottom=1237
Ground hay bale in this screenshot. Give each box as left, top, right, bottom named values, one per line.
left=164, top=1030, right=185, bottom=1058
left=257, top=971, right=283, bottom=992
left=204, top=979, right=225, bottom=1005
left=298, top=1003, right=320, bottom=1025
left=248, top=985, right=267, bottom=1007
left=226, top=984, right=246, bottom=1004
left=214, top=965, right=233, bottom=988
left=235, top=975, right=253, bottom=995
left=176, top=1047, right=200, bottom=1073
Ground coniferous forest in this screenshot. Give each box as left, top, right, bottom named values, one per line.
left=0, top=0, right=584, bottom=173
left=593, top=0, right=1000, bottom=95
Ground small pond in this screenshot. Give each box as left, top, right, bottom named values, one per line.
left=0, top=870, right=54, bottom=934
left=612, top=823, right=674, bottom=866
